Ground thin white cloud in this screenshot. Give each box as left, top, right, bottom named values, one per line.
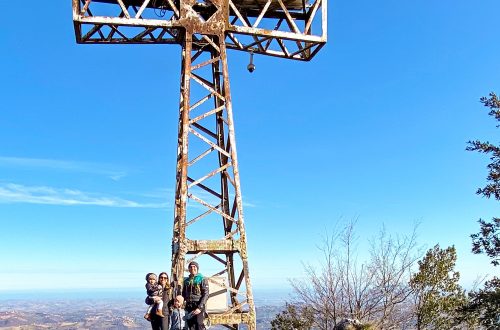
left=243, top=201, right=256, bottom=208
left=0, top=183, right=167, bottom=208
left=0, top=156, right=128, bottom=181
left=134, top=188, right=174, bottom=199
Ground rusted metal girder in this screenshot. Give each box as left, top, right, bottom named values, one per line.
left=73, top=0, right=327, bottom=60
left=169, top=1, right=256, bottom=324
left=72, top=0, right=327, bottom=328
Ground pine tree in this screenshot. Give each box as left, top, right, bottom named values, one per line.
left=460, top=277, right=500, bottom=329
left=410, top=245, right=466, bottom=330
left=461, top=93, right=500, bottom=328
left=270, top=303, right=314, bottom=330
left=467, top=92, right=500, bottom=266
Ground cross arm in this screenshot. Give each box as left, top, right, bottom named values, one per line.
left=72, top=0, right=327, bottom=60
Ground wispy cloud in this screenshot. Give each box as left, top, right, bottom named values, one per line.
left=133, top=188, right=174, bottom=200
left=0, top=156, right=128, bottom=181
left=0, top=183, right=167, bottom=208
left=243, top=201, right=256, bottom=208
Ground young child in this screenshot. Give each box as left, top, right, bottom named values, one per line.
left=144, top=272, right=165, bottom=320
left=169, top=295, right=186, bottom=330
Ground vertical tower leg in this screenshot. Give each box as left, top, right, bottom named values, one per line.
left=171, top=30, right=256, bottom=330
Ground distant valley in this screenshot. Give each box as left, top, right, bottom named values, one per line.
left=0, top=297, right=285, bottom=329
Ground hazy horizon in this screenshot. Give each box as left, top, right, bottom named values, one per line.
left=0, top=287, right=292, bottom=305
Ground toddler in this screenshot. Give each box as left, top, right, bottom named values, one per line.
left=169, top=295, right=187, bottom=330
left=144, top=272, right=165, bottom=320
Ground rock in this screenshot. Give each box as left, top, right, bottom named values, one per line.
left=334, top=318, right=363, bottom=330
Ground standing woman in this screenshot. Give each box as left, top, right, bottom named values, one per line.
left=150, top=272, right=172, bottom=330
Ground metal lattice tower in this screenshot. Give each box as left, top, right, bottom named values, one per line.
left=72, top=0, right=326, bottom=328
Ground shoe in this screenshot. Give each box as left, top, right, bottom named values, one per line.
left=156, top=310, right=165, bottom=318
left=144, top=313, right=151, bottom=321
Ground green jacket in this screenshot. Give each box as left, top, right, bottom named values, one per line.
left=182, top=273, right=209, bottom=311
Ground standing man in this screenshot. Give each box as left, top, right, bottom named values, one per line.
left=182, top=261, right=209, bottom=330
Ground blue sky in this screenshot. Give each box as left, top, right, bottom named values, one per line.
left=1, top=1, right=499, bottom=293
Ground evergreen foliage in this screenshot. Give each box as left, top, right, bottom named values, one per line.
left=410, top=245, right=466, bottom=330
left=471, top=218, right=500, bottom=267
left=459, top=93, right=500, bottom=329
left=270, top=303, right=314, bottom=330
left=459, top=277, right=500, bottom=329
left=467, top=92, right=500, bottom=266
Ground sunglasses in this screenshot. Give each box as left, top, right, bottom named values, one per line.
left=160, top=276, right=168, bottom=279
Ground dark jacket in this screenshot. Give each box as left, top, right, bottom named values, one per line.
left=150, top=286, right=171, bottom=330
left=182, top=274, right=209, bottom=311
left=146, top=283, right=163, bottom=303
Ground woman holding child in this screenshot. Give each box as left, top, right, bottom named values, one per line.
left=148, top=272, right=172, bottom=330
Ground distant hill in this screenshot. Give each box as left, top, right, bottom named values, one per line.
left=0, top=298, right=284, bottom=329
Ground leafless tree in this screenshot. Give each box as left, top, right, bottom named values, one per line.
left=289, top=220, right=421, bottom=330
left=365, top=226, right=419, bottom=329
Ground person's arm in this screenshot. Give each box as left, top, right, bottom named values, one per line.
left=146, top=283, right=155, bottom=297
left=198, top=278, right=209, bottom=311
left=166, top=297, right=174, bottom=308
left=154, top=284, right=165, bottom=302
left=157, top=284, right=164, bottom=296
left=181, top=279, right=187, bottom=300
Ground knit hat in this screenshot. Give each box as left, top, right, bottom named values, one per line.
left=188, top=261, right=199, bottom=270
left=146, top=272, right=157, bottom=281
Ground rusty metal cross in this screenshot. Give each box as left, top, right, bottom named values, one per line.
left=72, top=0, right=326, bottom=328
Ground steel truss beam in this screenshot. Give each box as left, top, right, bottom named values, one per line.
left=171, top=28, right=255, bottom=329
left=73, top=0, right=327, bottom=60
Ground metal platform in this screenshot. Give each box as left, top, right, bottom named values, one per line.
left=73, top=0, right=326, bottom=60
left=91, top=0, right=306, bottom=12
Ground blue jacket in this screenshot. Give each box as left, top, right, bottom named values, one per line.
left=169, top=307, right=186, bottom=330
